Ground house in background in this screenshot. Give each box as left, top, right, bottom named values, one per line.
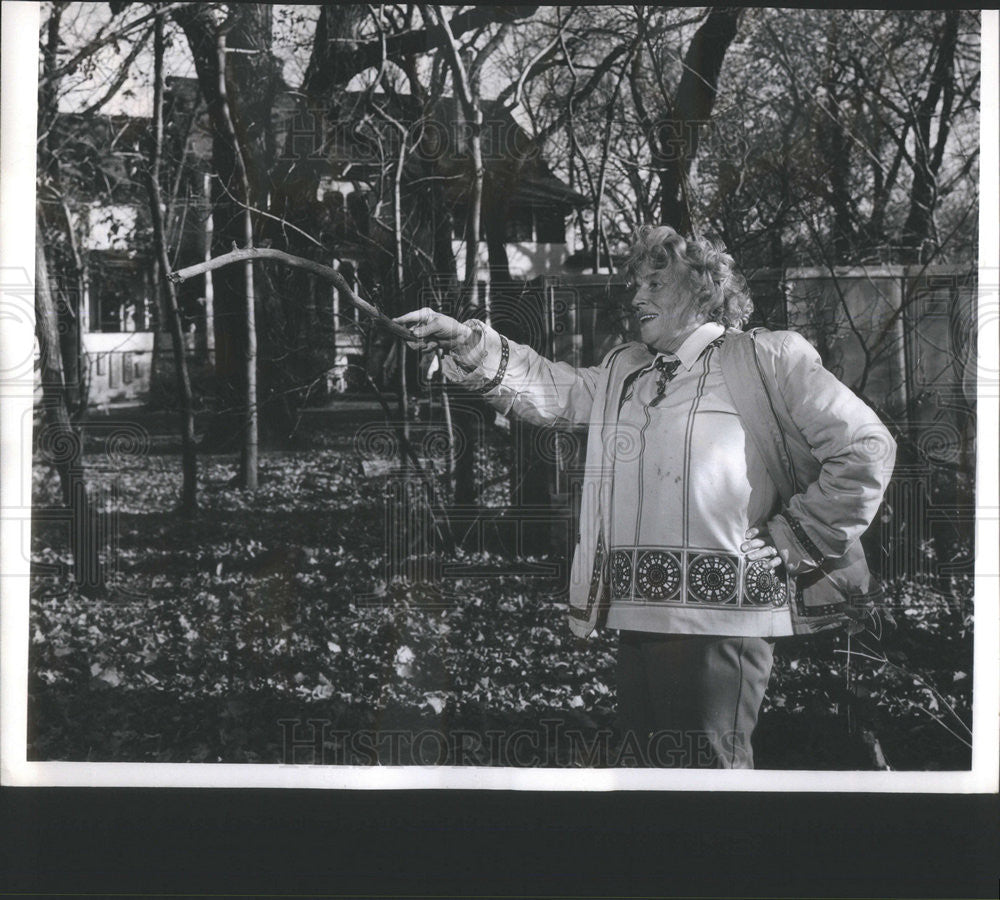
left=45, top=83, right=972, bottom=453
left=39, top=79, right=588, bottom=409
left=38, top=111, right=166, bottom=408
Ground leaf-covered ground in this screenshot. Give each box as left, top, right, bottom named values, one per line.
left=27, top=413, right=974, bottom=769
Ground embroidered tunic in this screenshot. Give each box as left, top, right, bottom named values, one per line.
left=603, top=323, right=792, bottom=636
left=442, top=318, right=894, bottom=639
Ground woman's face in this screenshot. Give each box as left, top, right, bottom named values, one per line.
left=629, top=259, right=704, bottom=354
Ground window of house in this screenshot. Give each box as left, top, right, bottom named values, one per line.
left=504, top=205, right=534, bottom=242
left=89, top=258, right=151, bottom=332
left=534, top=206, right=566, bottom=243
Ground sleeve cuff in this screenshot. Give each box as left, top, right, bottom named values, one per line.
left=449, top=320, right=490, bottom=371
left=768, top=512, right=823, bottom=574
left=441, top=320, right=507, bottom=390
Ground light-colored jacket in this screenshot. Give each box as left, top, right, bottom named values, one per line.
left=444, top=323, right=896, bottom=637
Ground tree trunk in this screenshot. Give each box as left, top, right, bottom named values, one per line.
left=171, top=5, right=237, bottom=445
left=818, top=20, right=854, bottom=264
left=171, top=4, right=272, bottom=477
left=423, top=149, right=461, bottom=494
left=455, top=124, right=483, bottom=506
left=38, top=6, right=87, bottom=419
left=483, top=167, right=513, bottom=285
left=390, top=113, right=410, bottom=449
left=592, top=53, right=629, bottom=270
left=461, top=97, right=485, bottom=317
left=53, top=197, right=86, bottom=417
left=147, top=11, right=198, bottom=514
left=823, top=96, right=854, bottom=263
left=899, top=10, right=960, bottom=263
left=35, top=236, right=104, bottom=592
left=240, top=201, right=259, bottom=490
left=429, top=10, right=490, bottom=507
left=657, top=8, right=742, bottom=232
left=214, top=20, right=265, bottom=489
left=483, top=177, right=548, bottom=521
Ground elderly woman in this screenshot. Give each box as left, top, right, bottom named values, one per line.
left=395, top=225, right=894, bottom=769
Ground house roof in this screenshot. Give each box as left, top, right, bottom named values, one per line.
left=284, top=88, right=589, bottom=211
left=58, top=78, right=589, bottom=215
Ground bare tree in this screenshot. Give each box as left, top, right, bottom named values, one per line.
left=145, top=7, right=198, bottom=513
left=35, top=231, right=103, bottom=592
left=170, top=3, right=278, bottom=488
left=493, top=6, right=740, bottom=247
left=695, top=8, right=980, bottom=268
left=423, top=5, right=487, bottom=311
left=628, top=6, right=743, bottom=233
left=34, top=0, right=159, bottom=589
left=164, top=3, right=544, bottom=466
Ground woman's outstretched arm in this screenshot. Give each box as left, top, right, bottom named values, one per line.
left=394, top=308, right=605, bottom=428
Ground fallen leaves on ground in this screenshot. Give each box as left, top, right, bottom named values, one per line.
left=27, top=425, right=973, bottom=769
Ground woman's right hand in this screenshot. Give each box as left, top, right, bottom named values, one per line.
left=393, top=308, right=480, bottom=353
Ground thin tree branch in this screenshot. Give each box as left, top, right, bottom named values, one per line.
left=214, top=175, right=326, bottom=249
left=40, top=3, right=187, bottom=87
left=497, top=9, right=574, bottom=110
left=169, top=248, right=418, bottom=341
left=76, top=23, right=154, bottom=116
left=303, top=4, right=538, bottom=98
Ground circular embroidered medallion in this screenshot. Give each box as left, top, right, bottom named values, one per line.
left=635, top=550, right=681, bottom=601
left=611, top=550, right=633, bottom=596
left=688, top=554, right=738, bottom=604
left=744, top=559, right=787, bottom=607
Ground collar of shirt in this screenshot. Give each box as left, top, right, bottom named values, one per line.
left=652, top=321, right=726, bottom=371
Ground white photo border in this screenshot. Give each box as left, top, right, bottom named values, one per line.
left=2, top=1, right=997, bottom=792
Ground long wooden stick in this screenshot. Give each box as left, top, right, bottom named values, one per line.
left=168, top=246, right=418, bottom=341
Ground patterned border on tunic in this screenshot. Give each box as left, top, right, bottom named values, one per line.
left=688, top=553, right=739, bottom=605
left=635, top=550, right=682, bottom=601
left=608, top=546, right=787, bottom=609
left=611, top=549, right=634, bottom=596
left=568, top=530, right=608, bottom=623
left=743, top=559, right=788, bottom=607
